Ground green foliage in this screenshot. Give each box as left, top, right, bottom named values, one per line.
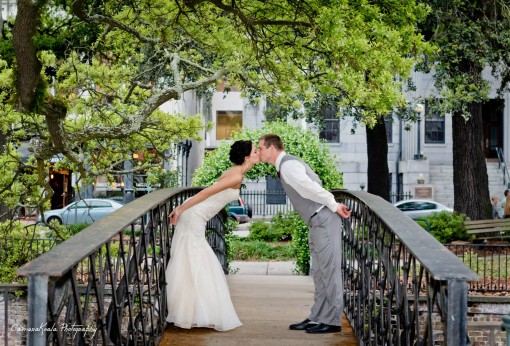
left=287, top=212, right=311, bottom=275
left=417, top=1, right=510, bottom=117
left=248, top=216, right=293, bottom=242
left=0, top=222, right=49, bottom=283
left=228, top=239, right=294, bottom=261
left=247, top=221, right=272, bottom=241
left=192, top=121, right=343, bottom=189
left=145, top=168, right=180, bottom=189
left=243, top=211, right=310, bottom=274
left=224, top=217, right=240, bottom=264
left=420, top=211, right=469, bottom=244
left=66, top=223, right=90, bottom=236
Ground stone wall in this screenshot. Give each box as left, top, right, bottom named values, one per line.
left=0, top=292, right=28, bottom=346
left=466, top=301, right=508, bottom=346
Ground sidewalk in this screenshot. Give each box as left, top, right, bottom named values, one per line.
left=230, top=261, right=296, bottom=275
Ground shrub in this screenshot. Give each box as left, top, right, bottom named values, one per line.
left=422, top=211, right=469, bottom=244
left=247, top=221, right=272, bottom=241
left=269, top=212, right=294, bottom=241
left=224, top=217, right=240, bottom=264
left=67, top=223, right=90, bottom=236
left=0, top=222, right=47, bottom=283
left=229, top=239, right=294, bottom=261
left=248, top=215, right=293, bottom=242
left=192, top=121, right=343, bottom=189
left=288, top=212, right=310, bottom=275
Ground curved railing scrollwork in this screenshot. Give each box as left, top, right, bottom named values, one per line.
left=17, top=187, right=228, bottom=345
left=333, top=190, right=479, bottom=346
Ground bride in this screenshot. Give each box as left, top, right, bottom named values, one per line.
left=165, top=140, right=259, bottom=331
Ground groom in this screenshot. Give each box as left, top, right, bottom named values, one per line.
left=258, top=134, right=351, bottom=334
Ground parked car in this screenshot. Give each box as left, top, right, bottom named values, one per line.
left=36, top=198, right=124, bottom=225
left=227, top=197, right=252, bottom=223
left=393, top=199, right=453, bottom=220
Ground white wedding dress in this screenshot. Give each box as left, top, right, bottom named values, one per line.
left=165, top=188, right=242, bottom=331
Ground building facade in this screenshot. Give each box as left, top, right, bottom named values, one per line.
left=171, top=70, right=510, bottom=208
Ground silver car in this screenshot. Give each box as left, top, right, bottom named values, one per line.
left=393, top=199, right=453, bottom=220
left=36, top=198, right=124, bottom=225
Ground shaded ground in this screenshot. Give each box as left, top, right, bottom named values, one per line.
left=161, top=275, right=357, bottom=346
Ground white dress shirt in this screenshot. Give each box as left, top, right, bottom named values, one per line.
left=276, top=152, right=338, bottom=212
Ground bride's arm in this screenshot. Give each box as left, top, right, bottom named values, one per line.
left=169, top=170, right=242, bottom=224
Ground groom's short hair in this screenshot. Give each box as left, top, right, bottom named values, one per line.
left=260, top=134, right=284, bottom=151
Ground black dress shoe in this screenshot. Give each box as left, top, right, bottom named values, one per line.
left=289, top=319, right=318, bottom=330
left=306, top=323, right=341, bottom=334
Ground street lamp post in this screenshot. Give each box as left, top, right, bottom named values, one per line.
left=414, top=103, right=425, bottom=160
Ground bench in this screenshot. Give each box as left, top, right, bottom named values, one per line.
left=464, top=218, right=510, bottom=241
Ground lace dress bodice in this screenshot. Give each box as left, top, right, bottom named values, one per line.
left=175, top=188, right=240, bottom=236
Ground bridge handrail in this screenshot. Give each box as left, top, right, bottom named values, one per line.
left=336, top=190, right=478, bottom=281
left=333, top=189, right=479, bottom=346
left=16, top=187, right=229, bottom=346
left=18, top=187, right=195, bottom=277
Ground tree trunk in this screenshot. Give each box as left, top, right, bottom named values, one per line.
left=452, top=104, right=492, bottom=220
left=12, top=0, right=44, bottom=113
left=366, top=119, right=390, bottom=201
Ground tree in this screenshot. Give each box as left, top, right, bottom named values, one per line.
left=417, top=0, right=510, bottom=219
left=2, top=0, right=429, bottom=227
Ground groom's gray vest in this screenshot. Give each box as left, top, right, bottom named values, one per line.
left=278, top=154, right=324, bottom=222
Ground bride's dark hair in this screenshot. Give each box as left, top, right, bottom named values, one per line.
left=229, top=140, right=253, bottom=165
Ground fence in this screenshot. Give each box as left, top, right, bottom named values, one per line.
left=240, top=190, right=413, bottom=217
left=389, top=191, right=413, bottom=204
left=240, top=190, right=294, bottom=217
left=445, top=243, right=510, bottom=292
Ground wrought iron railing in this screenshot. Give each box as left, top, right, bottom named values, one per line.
left=445, top=243, right=510, bottom=292
left=239, top=190, right=294, bottom=217
left=389, top=191, right=413, bottom=204
left=333, top=190, right=479, bottom=346
left=17, top=187, right=228, bottom=345
left=496, top=147, right=510, bottom=188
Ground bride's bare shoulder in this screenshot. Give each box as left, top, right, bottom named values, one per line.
left=218, top=167, right=243, bottom=184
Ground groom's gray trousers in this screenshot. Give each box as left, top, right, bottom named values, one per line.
left=277, top=154, right=344, bottom=327
left=307, top=208, right=344, bottom=326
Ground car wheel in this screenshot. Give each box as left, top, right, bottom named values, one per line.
left=47, top=216, right=63, bottom=225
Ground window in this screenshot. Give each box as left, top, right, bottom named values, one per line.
left=385, top=115, right=393, bottom=143
left=216, top=111, right=242, bottom=140
left=417, top=202, right=436, bottom=210
left=425, top=101, right=445, bottom=143
left=71, top=200, right=89, bottom=209
left=319, top=105, right=340, bottom=143
left=91, top=201, right=111, bottom=208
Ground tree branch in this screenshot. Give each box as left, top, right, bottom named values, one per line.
left=72, top=0, right=161, bottom=44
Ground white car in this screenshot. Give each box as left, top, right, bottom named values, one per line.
left=36, top=198, right=124, bottom=225
left=393, top=199, right=453, bottom=220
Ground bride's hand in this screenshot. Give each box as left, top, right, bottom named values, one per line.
left=169, top=207, right=181, bottom=225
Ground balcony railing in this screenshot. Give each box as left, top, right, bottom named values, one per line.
left=17, top=187, right=228, bottom=345
left=334, top=190, right=480, bottom=346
